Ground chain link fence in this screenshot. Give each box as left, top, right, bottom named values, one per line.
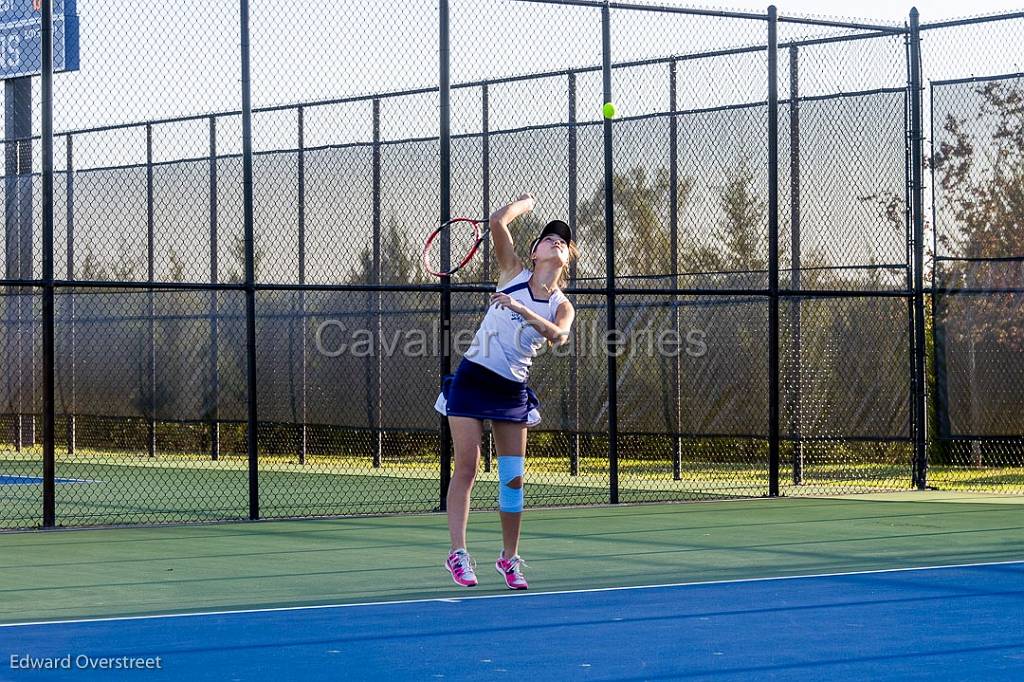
left=0, top=1, right=1021, bottom=528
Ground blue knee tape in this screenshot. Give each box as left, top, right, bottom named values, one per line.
left=498, top=456, right=525, bottom=512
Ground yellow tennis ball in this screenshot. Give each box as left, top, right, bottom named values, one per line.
left=602, top=102, right=616, bottom=119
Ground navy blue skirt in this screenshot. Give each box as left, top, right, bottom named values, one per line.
left=434, top=358, right=541, bottom=425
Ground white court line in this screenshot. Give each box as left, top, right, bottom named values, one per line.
left=2, top=558, right=1022, bottom=629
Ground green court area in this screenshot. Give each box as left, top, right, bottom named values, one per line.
left=2, top=448, right=1023, bottom=528
left=1, top=494, right=1023, bottom=625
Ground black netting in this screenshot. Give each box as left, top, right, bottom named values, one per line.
left=781, top=297, right=911, bottom=441
left=923, top=23, right=1024, bottom=490
left=0, top=289, right=42, bottom=527
left=931, top=74, right=1024, bottom=448
left=935, top=292, right=1024, bottom=439
left=779, top=90, right=909, bottom=291
left=614, top=293, right=770, bottom=502
left=779, top=296, right=912, bottom=495
left=932, top=75, right=1024, bottom=283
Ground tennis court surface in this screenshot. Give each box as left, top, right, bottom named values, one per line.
left=2, top=494, right=1023, bottom=680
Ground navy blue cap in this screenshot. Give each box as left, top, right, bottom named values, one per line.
left=530, top=220, right=572, bottom=252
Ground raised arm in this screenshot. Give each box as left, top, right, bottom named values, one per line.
left=489, top=296, right=576, bottom=347
left=489, top=193, right=536, bottom=285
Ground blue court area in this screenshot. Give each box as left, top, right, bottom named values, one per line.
left=3, top=561, right=1022, bottom=681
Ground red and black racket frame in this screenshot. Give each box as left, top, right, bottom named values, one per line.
left=422, top=217, right=490, bottom=277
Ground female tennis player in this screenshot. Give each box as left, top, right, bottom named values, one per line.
left=434, top=193, right=577, bottom=589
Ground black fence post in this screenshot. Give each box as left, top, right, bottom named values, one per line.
left=908, top=7, right=928, bottom=489
left=669, top=59, right=681, bottom=482
left=208, top=115, right=220, bottom=462
left=41, top=0, right=56, bottom=529
left=146, top=123, right=156, bottom=459
left=601, top=0, right=618, bottom=504
left=240, top=0, right=260, bottom=519
left=901, top=29, right=919, bottom=484
left=481, top=83, right=491, bottom=285
left=65, top=134, right=76, bottom=457
left=767, top=5, right=781, bottom=497
left=787, top=44, right=803, bottom=485
left=438, top=0, right=453, bottom=512
left=297, top=106, right=308, bottom=466
left=372, top=98, right=383, bottom=469
left=900, top=27, right=916, bottom=476
left=568, top=71, right=580, bottom=478
left=481, top=83, right=493, bottom=474
left=4, top=76, right=32, bottom=453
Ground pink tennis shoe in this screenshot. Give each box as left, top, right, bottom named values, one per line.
left=495, top=553, right=529, bottom=590
left=445, top=549, right=478, bottom=587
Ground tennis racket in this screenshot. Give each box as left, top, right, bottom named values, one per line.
left=422, top=217, right=490, bottom=277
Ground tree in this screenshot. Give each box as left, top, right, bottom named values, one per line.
left=78, top=245, right=140, bottom=281
left=349, top=217, right=431, bottom=285
left=717, top=160, right=767, bottom=275
left=577, top=165, right=693, bottom=279
left=167, top=249, right=187, bottom=283
left=224, top=233, right=266, bottom=284
left=78, top=250, right=106, bottom=280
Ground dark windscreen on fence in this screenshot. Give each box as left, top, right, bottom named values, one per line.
left=932, top=75, right=1024, bottom=440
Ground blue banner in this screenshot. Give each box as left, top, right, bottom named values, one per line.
left=0, top=0, right=79, bottom=79
left=0, top=0, right=72, bottom=27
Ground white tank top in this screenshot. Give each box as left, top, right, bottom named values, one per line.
left=464, top=269, right=569, bottom=382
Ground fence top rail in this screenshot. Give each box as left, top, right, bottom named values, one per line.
left=511, top=0, right=767, bottom=21
left=918, top=9, right=1024, bottom=30
left=930, top=70, right=1024, bottom=88
left=934, top=254, right=1024, bottom=263
left=509, top=0, right=906, bottom=33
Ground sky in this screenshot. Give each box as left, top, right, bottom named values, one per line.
left=39, top=0, right=1023, bottom=146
